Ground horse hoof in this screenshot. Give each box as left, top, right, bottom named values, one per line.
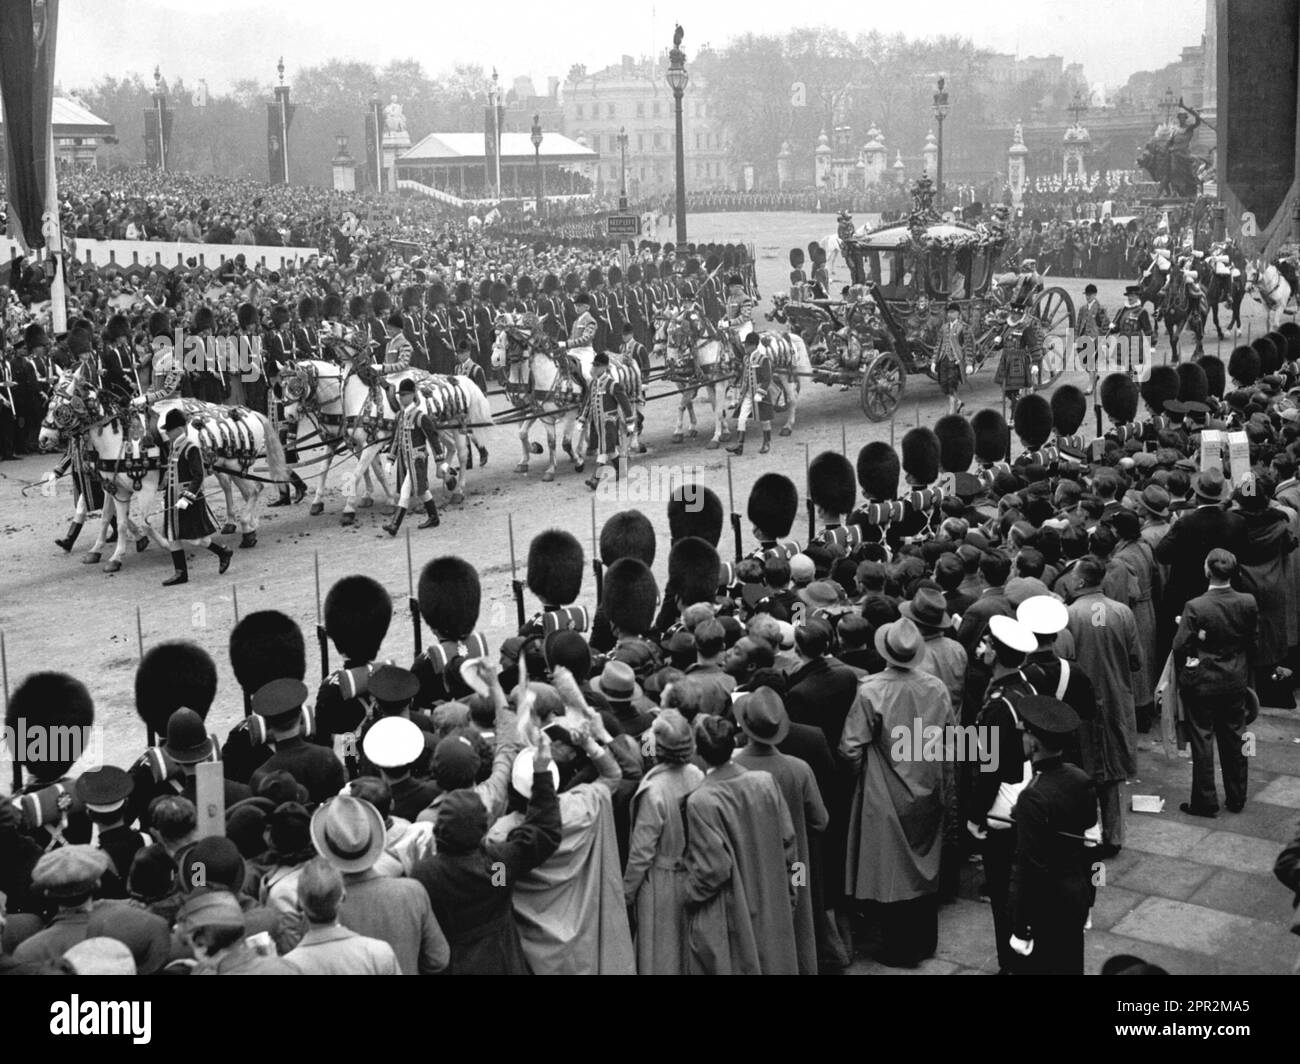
left=308, top=502, right=324, bottom=516
left=450, top=492, right=465, bottom=504
left=82, top=553, right=101, bottom=565
left=104, top=559, right=122, bottom=573
left=542, top=471, right=555, bottom=483
left=136, top=537, right=149, bottom=553
left=706, top=440, right=720, bottom=450
left=357, top=497, right=374, bottom=509
left=340, top=512, right=356, bottom=526
left=530, top=443, right=544, bottom=455
left=240, top=533, right=258, bottom=549
left=671, top=433, right=683, bottom=444
left=689, top=429, right=699, bottom=439
left=574, top=462, right=586, bottom=474
left=221, top=522, right=237, bottom=536
left=515, top=461, right=530, bottom=473
left=779, top=427, right=792, bottom=437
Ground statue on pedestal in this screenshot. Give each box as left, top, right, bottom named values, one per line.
left=384, top=95, right=407, bottom=136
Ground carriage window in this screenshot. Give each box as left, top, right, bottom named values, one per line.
left=970, top=248, right=990, bottom=294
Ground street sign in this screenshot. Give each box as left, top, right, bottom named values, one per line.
left=607, top=214, right=641, bottom=237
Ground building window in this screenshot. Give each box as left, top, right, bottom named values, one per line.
left=609, top=134, right=619, bottom=153
left=640, top=166, right=646, bottom=180
left=576, top=104, right=583, bottom=119
left=607, top=103, right=615, bottom=118
left=610, top=164, right=617, bottom=179
left=637, top=134, right=644, bottom=151
left=654, top=133, right=663, bottom=149
left=653, top=101, right=661, bottom=118
left=695, top=133, right=702, bottom=150
left=636, top=102, right=645, bottom=117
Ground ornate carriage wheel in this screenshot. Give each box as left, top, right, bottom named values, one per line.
left=860, top=352, right=905, bottom=422
left=1031, top=286, right=1075, bottom=390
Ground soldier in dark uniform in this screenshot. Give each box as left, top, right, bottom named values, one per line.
left=561, top=273, right=581, bottom=338
left=1099, top=372, right=1141, bottom=448
left=247, top=679, right=346, bottom=806
left=898, top=426, right=943, bottom=542
left=158, top=407, right=234, bottom=587
left=605, top=265, right=626, bottom=346
left=454, top=338, right=488, bottom=396
left=1012, top=392, right=1057, bottom=468
left=425, top=283, right=456, bottom=374
left=807, top=450, right=860, bottom=553
left=473, top=280, right=496, bottom=372
left=412, top=554, right=485, bottom=710
left=700, top=252, right=725, bottom=321
left=587, top=267, right=611, bottom=353
left=602, top=557, right=664, bottom=681
left=537, top=273, right=564, bottom=345
left=1108, top=285, right=1156, bottom=371
left=625, top=263, right=651, bottom=349
left=293, top=297, right=321, bottom=361
left=369, top=290, right=393, bottom=356
left=580, top=352, right=634, bottom=491
left=220, top=611, right=310, bottom=784
left=971, top=408, right=1011, bottom=489
left=847, top=441, right=906, bottom=549
left=1006, top=696, right=1098, bottom=975
left=101, top=314, right=138, bottom=401
left=451, top=281, right=476, bottom=354
left=744, top=472, right=801, bottom=562
left=400, top=284, right=430, bottom=372
left=619, top=323, right=650, bottom=376
left=264, top=304, right=309, bottom=507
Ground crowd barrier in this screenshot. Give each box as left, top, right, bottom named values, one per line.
left=2, top=238, right=324, bottom=273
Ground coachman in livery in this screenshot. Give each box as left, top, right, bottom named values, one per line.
left=158, top=408, right=234, bottom=587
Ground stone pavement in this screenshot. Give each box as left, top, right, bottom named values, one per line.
left=847, top=702, right=1300, bottom=975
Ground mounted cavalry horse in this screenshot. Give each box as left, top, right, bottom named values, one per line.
left=279, top=333, right=492, bottom=523
left=491, top=312, right=645, bottom=481
left=1247, top=258, right=1296, bottom=332
left=1159, top=261, right=1207, bottom=362
left=39, top=369, right=286, bottom=572
left=1201, top=242, right=1247, bottom=337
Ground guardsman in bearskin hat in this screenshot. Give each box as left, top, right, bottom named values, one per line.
left=189, top=306, right=226, bottom=403
left=666, top=535, right=722, bottom=616
left=294, top=296, right=321, bottom=361
left=315, top=575, right=393, bottom=753
left=1048, top=383, right=1087, bottom=460
left=101, top=314, right=137, bottom=401
left=502, top=530, right=587, bottom=683
left=425, top=282, right=455, bottom=374
left=560, top=272, right=581, bottom=338
left=808, top=450, right=860, bottom=552
left=726, top=333, right=774, bottom=455
left=605, top=265, right=627, bottom=345
left=320, top=293, right=346, bottom=342
left=899, top=426, right=943, bottom=541
left=1099, top=371, right=1140, bottom=445
left=260, top=304, right=309, bottom=508
left=586, top=267, right=611, bottom=352
left=219, top=610, right=308, bottom=782
left=537, top=274, right=564, bottom=345
left=385, top=378, right=446, bottom=536
left=971, top=408, right=1011, bottom=487
left=935, top=413, right=976, bottom=492
left=809, top=245, right=830, bottom=298
left=369, top=289, right=394, bottom=354
left=394, top=285, right=426, bottom=372
left=1198, top=355, right=1226, bottom=408
left=590, top=509, right=657, bottom=653
left=236, top=302, right=268, bottom=415
left=602, top=557, right=663, bottom=680
left=159, top=407, right=233, bottom=587
left=624, top=263, right=651, bottom=349
left=620, top=322, right=650, bottom=377
left=1228, top=344, right=1260, bottom=392
left=745, top=471, right=800, bottom=561
left=579, top=352, right=634, bottom=492
left=413, top=555, right=485, bottom=708
left=848, top=441, right=905, bottom=546
left=451, top=281, right=475, bottom=351
left=1108, top=285, right=1156, bottom=369
left=1138, top=364, right=1181, bottom=444
left=647, top=484, right=725, bottom=635
left=1011, top=391, right=1054, bottom=467
left=474, top=279, right=497, bottom=364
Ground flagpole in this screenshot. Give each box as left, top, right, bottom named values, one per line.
left=46, top=101, right=67, bottom=335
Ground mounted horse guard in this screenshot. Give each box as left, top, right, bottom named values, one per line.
left=39, top=368, right=286, bottom=573
left=491, top=309, right=645, bottom=482
left=1203, top=239, right=1248, bottom=337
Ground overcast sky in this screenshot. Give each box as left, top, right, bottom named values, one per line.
left=57, top=0, right=1207, bottom=96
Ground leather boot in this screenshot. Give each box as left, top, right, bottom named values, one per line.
left=725, top=428, right=746, bottom=456
left=383, top=506, right=407, bottom=537
left=268, top=487, right=292, bottom=507
left=208, top=542, right=233, bottom=574
left=162, top=550, right=188, bottom=586
left=417, top=498, right=440, bottom=529
left=759, top=429, right=772, bottom=454
left=290, top=471, right=308, bottom=503
left=55, top=521, right=83, bottom=553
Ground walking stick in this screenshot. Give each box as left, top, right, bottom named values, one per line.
left=508, top=513, right=526, bottom=630
left=727, top=455, right=742, bottom=562
left=314, top=551, right=330, bottom=680
left=591, top=497, right=603, bottom=605
left=406, top=528, right=422, bottom=657
left=3, top=631, right=18, bottom=794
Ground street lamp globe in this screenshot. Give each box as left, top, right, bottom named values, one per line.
left=531, top=113, right=543, bottom=151
left=932, top=76, right=949, bottom=120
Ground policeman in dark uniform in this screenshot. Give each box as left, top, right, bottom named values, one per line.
left=74, top=766, right=144, bottom=898
left=247, top=678, right=347, bottom=805
left=1007, top=695, right=1098, bottom=975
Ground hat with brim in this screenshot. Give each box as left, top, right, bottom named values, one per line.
left=1138, top=485, right=1171, bottom=518
left=898, top=587, right=952, bottom=630
left=163, top=708, right=215, bottom=765
left=797, top=580, right=844, bottom=611
left=590, top=659, right=643, bottom=703
left=1192, top=468, right=1229, bottom=502
left=734, top=686, right=790, bottom=746
left=1017, top=695, right=1080, bottom=738
left=874, top=617, right=924, bottom=669
left=1016, top=595, right=1068, bottom=636
left=362, top=716, right=426, bottom=770
left=988, top=614, right=1037, bottom=654
left=63, top=937, right=137, bottom=976
left=310, top=795, right=386, bottom=874
left=511, top=747, right=561, bottom=799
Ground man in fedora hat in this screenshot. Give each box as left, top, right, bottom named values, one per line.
left=590, top=659, right=653, bottom=740
left=733, top=687, right=827, bottom=975
left=174, top=890, right=297, bottom=975
left=1155, top=467, right=1249, bottom=635
left=313, top=795, right=449, bottom=974
left=158, top=407, right=233, bottom=587
left=1006, top=696, right=1097, bottom=975
left=840, top=617, right=954, bottom=967
left=902, top=586, right=968, bottom=724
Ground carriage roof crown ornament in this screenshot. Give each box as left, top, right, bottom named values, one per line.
left=910, top=174, right=937, bottom=216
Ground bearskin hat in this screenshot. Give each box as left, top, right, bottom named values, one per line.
left=321, top=293, right=344, bottom=321
left=370, top=290, right=392, bottom=315
left=105, top=314, right=131, bottom=343
left=972, top=408, right=1009, bottom=463
left=236, top=303, right=258, bottom=330
left=479, top=279, right=494, bottom=300
left=229, top=611, right=306, bottom=693
left=297, top=296, right=319, bottom=321
left=1278, top=321, right=1300, bottom=363
left=668, top=536, right=721, bottom=607
left=683, top=258, right=700, bottom=277
left=746, top=473, right=798, bottom=539
left=1140, top=365, right=1181, bottom=413
left=490, top=281, right=508, bottom=304
left=1198, top=355, right=1226, bottom=399
left=266, top=303, right=288, bottom=328
left=456, top=281, right=475, bottom=303
left=348, top=295, right=367, bottom=319
left=935, top=414, right=976, bottom=473
left=1100, top=372, right=1140, bottom=423
left=324, top=575, right=392, bottom=661
left=1176, top=361, right=1209, bottom=404
left=69, top=327, right=93, bottom=357
left=513, top=275, right=532, bottom=300
left=428, top=282, right=448, bottom=305
left=1049, top=384, right=1087, bottom=437
left=586, top=267, right=604, bottom=289
left=808, top=242, right=821, bottom=261
left=8, top=673, right=94, bottom=780
left=23, top=322, right=47, bottom=349
left=402, top=285, right=423, bottom=309
left=603, top=558, right=658, bottom=637
left=134, top=642, right=218, bottom=735
left=192, top=306, right=215, bottom=333
left=1011, top=393, right=1052, bottom=450
left=902, top=427, right=942, bottom=485
left=527, top=529, right=584, bottom=607
left=147, top=311, right=172, bottom=339
left=626, top=264, right=642, bottom=284
left=1228, top=344, right=1261, bottom=386
left=809, top=452, right=857, bottom=516
left=563, top=273, right=580, bottom=292
left=667, top=484, right=723, bottom=546
left=857, top=441, right=900, bottom=500
left=704, top=254, right=720, bottom=274
left=607, top=265, right=622, bottom=286
left=642, top=262, right=659, bottom=281
left=789, top=248, right=805, bottom=269
left=598, top=510, right=656, bottom=567
left=1254, top=335, right=1282, bottom=375
left=417, top=556, right=481, bottom=639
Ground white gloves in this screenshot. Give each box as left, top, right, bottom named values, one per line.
left=43, top=470, right=57, bottom=484
left=177, top=497, right=190, bottom=511
left=130, top=395, right=147, bottom=408
left=1010, top=935, right=1034, bottom=957
left=966, top=820, right=988, bottom=840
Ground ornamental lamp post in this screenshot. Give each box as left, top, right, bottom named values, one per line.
left=153, top=66, right=167, bottom=172
left=666, top=26, right=689, bottom=245
left=371, top=87, right=382, bottom=191
left=932, top=75, right=949, bottom=209
left=531, top=113, right=544, bottom=219
left=617, top=126, right=629, bottom=210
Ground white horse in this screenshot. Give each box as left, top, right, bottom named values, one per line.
left=659, top=305, right=734, bottom=447
left=491, top=313, right=644, bottom=481
left=741, top=330, right=814, bottom=437
left=40, top=372, right=286, bottom=571
left=1247, top=258, right=1294, bottom=331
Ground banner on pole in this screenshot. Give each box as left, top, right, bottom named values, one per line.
left=0, top=0, right=60, bottom=251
